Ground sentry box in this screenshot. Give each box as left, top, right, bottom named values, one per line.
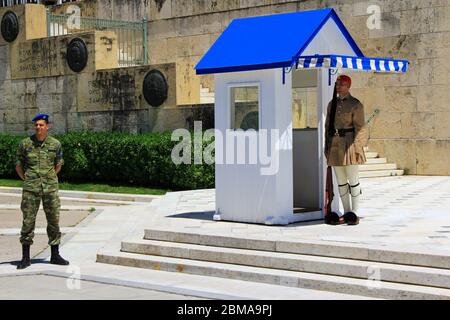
left=195, top=8, right=408, bottom=225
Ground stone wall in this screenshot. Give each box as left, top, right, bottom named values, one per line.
left=1, top=1, right=449, bottom=175
left=143, top=0, right=450, bottom=175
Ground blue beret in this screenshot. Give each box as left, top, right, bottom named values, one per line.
left=32, top=114, right=50, bottom=122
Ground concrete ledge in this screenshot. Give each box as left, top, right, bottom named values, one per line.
left=0, top=187, right=160, bottom=203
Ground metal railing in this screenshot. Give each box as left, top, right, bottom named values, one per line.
left=47, top=12, right=148, bottom=67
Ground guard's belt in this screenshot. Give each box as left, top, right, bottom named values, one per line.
left=330, top=128, right=355, bottom=137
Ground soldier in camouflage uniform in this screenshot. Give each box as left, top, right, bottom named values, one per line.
left=15, top=114, right=69, bottom=269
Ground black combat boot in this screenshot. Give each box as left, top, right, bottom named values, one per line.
left=17, top=244, right=31, bottom=270
left=50, top=245, right=69, bottom=265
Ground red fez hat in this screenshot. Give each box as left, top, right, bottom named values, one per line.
left=337, top=75, right=352, bottom=86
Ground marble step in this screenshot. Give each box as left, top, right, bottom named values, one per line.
left=359, top=169, right=404, bottom=178
left=365, top=152, right=378, bottom=158
left=358, top=163, right=397, bottom=171
left=143, top=228, right=450, bottom=269
left=97, top=250, right=450, bottom=300
left=121, top=238, right=450, bottom=289
left=365, top=157, right=387, bottom=164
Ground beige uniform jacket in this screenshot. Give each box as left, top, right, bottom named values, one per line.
left=325, top=93, right=368, bottom=166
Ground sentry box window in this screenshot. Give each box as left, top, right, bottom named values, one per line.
left=230, top=85, right=259, bottom=131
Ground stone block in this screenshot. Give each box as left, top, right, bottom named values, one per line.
left=0, top=45, right=10, bottom=82
left=94, top=31, right=119, bottom=70
left=109, top=0, right=149, bottom=21
left=36, top=94, right=53, bottom=112
left=384, top=138, right=417, bottom=173
left=76, top=63, right=176, bottom=114
left=400, top=7, right=437, bottom=36
left=11, top=79, right=25, bottom=93
left=406, top=112, right=436, bottom=139
left=434, top=5, right=450, bottom=33
left=434, top=111, right=450, bottom=139
left=201, top=13, right=226, bottom=34
left=148, top=19, right=178, bottom=40
left=0, top=79, right=11, bottom=94
left=384, top=34, right=419, bottom=61
left=189, top=34, right=212, bottom=57
left=36, top=77, right=57, bottom=95
left=178, top=15, right=204, bottom=37
left=345, top=15, right=369, bottom=41
left=50, top=112, right=68, bottom=133
left=56, top=75, right=78, bottom=95
left=20, top=93, right=37, bottom=110
left=416, top=140, right=450, bottom=175
left=24, top=79, right=36, bottom=94
left=415, top=33, right=450, bottom=59
left=172, top=0, right=194, bottom=18
left=418, top=58, right=449, bottom=86
left=176, top=36, right=190, bottom=58
left=240, top=0, right=263, bottom=10
left=0, top=4, right=47, bottom=46
left=417, top=85, right=450, bottom=112
left=149, top=0, right=172, bottom=20
left=76, top=72, right=118, bottom=113
left=350, top=87, right=385, bottom=115
left=151, top=38, right=168, bottom=64
left=297, top=0, right=320, bottom=11
left=382, top=0, right=448, bottom=12
left=370, top=111, right=401, bottom=139
left=166, top=37, right=178, bottom=62
left=0, top=109, right=5, bottom=132
left=384, top=86, right=417, bottom=112
left=10, top=31, right=118, bottom=80
left=148, top=107, right=190, bottom=132
left=176, top=57, right=200, bottom=105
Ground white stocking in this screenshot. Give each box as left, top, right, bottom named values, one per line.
left=333, top=166, right=351, bottom=214
left=346, top=165, right=361, bottom=215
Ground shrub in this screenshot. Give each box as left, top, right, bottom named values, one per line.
left=0, top=132, right=215, bottom=191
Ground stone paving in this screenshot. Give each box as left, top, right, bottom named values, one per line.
left=0, top=275, right=202, bottom=300
left=0, top=194, right=96, bottom=262
left=149, top=176, right=450, bottom=254
left=0, top=175, right=449, bottom=299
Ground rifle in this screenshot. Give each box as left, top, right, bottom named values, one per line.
left=324, top=166, right=334, bottom=217
left=366, top=108, right=380, bottom=125
left=324, top=83, right=338, bottom=217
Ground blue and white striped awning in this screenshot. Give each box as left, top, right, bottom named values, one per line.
left=295, top=55, right=409, bottom=73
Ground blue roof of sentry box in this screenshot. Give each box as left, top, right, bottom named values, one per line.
left=195, top=8, right=364, bottom=75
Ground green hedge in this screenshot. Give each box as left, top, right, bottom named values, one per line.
left=0, top=132, right=214, bottom=191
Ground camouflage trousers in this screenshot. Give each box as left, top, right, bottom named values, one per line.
left=20, top=190, right=61, bottom=246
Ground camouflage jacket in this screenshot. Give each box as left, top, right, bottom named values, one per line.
left=16, top=135, right=64, bottom=194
